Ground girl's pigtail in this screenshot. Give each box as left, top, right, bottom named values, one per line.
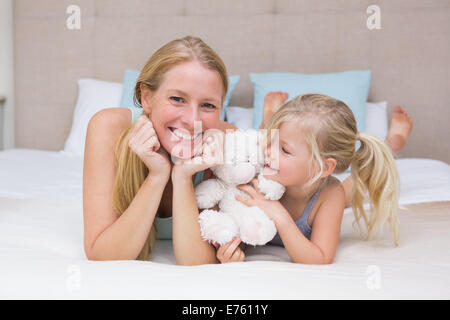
left=350, top=132, right=400, bottom=246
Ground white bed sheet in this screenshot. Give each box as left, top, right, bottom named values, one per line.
left=0, top=149, right=83, bottom=200
left=0, top=148, right=449, bottom=299
left=1, top=148, right=449, bottom=205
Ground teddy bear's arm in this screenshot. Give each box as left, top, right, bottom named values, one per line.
left=195, top=179, right=225, bottom=209
left=257, top=173, right=286, bottom=200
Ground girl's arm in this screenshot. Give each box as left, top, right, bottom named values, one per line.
left=236, top=179, right=345, bottom=265
left=213, top=238, right=246, bottom=263
left=276, top=182, right=345, bottom=264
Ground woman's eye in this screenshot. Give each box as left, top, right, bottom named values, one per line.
left=202, top=103, right=217, bottom=110
left=170, top=96, right=185, bottom=103
left=281, top=146, right=290, bottom=154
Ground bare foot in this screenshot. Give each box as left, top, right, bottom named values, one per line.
left=385, top=106, right=413, bottom=154
left=261, top=91, right=289, bottom=128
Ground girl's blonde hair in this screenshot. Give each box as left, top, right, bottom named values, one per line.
left=265, top=94, right=400, bottom=245
left=112, top=36, right=229, bottom=260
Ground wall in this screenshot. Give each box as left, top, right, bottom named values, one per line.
left=0, top=0, right=14, bottom=149
left=11, top=0, right=450, bottom=163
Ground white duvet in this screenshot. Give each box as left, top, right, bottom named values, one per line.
left=0, top=149, right=449, bottom=299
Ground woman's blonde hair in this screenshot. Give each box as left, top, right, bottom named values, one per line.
left=265, top=94, right=400, bottom=245
left=112, top=36, right=229, bottom=260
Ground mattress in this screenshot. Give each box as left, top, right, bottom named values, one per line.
left=0, top=148, right=449, bottom=299
left=1, top=149, right=448, bottom=205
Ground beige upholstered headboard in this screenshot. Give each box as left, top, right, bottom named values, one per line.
left=13, top=0, right=450, bottom=163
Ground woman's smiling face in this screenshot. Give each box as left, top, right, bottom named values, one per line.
left=140, top=60, right=224, bottom=159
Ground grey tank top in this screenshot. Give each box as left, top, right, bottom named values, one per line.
left=269, top=177, right=336, bottom=246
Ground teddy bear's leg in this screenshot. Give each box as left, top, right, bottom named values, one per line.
left=195, top=179, right=225, bottom=209
left=198, top=209, right=239, bottom=245
left=238, top=206, right=277, bottom=246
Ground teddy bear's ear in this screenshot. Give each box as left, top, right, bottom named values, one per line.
left=245, top=129, right=261, bottom=166
left=226, top=129, right=263, bottom=165
left=222, top=130, right=246, bottom=164
left=222, top=131, right=236, bottom=165
left=229, top=162, right=257, bottom=185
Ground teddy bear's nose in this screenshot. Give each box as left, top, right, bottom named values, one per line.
left=230, top=163, right=256, bottom=184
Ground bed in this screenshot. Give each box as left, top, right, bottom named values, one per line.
left=3, top=0, right=450, bottom=300
left=1, top=147, right=449, bottom=299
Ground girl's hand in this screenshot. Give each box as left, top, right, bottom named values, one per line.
left=128, top=115, right=171, bottom=180
left=172, top=129, right=224, bottom=180
left=213, top=238, right=245, bottom=263
left=235, top=178, right=289, bottom=225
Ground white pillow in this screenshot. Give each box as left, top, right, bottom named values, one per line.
left=365, top=101, right=388, bottom=141
left=63, top=78, right=123, bottom=155
left=64, top=78, right=388, bottom=157
left=225, top=106, right=254, bottom=130
left=226, top=102, right=388, bottom=141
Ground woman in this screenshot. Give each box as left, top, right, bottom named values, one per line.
left=83, top=36, right=235, bottom=265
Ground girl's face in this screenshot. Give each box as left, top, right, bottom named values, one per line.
left=263, top=120, right=313, bottom=188
left=141, top=60, right=224, bottom=159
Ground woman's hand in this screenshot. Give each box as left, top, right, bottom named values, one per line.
left=235, top=178, right=290, bottom=225
left=128, top=115, right=171, bottom=180
left=172, top=129, right=224, bottom=180
left=213, top=238, right=245, bottom=263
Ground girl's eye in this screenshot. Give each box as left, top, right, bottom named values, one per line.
left=281, top=146, right=290, bottom=155
left=202, top=103, right=217, bottom=110
left=170, top=96, right=185, bottom=103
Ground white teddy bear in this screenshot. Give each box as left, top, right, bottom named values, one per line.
left=195, top=129, right=286, bottom=246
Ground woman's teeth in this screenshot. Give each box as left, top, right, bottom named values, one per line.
left=170, top=128, right=201, bottom=141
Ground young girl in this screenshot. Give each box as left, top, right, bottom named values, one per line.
left=217, top=93, right=401, bottom=264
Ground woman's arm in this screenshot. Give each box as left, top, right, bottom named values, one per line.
left=276, top=183, right=345, bottom=264
left=83, top=109, right=169, bottom=261
left=171, top=172, right=218, bottom=265
left=171, top=126, right=234, bottom=265
left=170, top=122, right=237, bottom=266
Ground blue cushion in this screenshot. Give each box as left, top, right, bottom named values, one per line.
left=119, top=69, right=140, bottom=109
left=249, top=70, right=371, bottom=132
left=221, top=75, right=240, bottom=120
left=119, top=69, right=240, bottom=121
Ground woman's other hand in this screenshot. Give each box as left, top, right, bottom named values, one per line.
left=128, top=115, right=171, bottom=180
left=172, top=129, right=224, bottom=180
